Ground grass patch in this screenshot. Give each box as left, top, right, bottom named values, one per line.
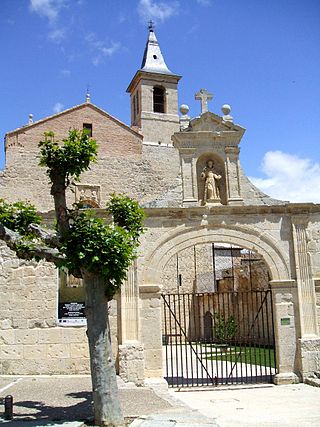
left=204, top=345, right=275, bottom=368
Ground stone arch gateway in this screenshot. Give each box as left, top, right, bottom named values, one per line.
left=1, top=25, right=319, bottom=388
left=141, top=222, right=291, bottom=285
left=137, top=205, right=318, bottom=385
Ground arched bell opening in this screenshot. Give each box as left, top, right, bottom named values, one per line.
left=153, top=86, right=166, bottom=113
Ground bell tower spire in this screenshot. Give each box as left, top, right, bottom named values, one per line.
left=140, top=21, right=172, bottom=75
left=127, top=24, right=182, bottom=146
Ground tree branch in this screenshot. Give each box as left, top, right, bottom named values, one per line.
left=28, top=223, right=61, bottom=247
left=0, top=223, right=64, bottom=265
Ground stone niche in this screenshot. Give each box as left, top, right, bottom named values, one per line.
left=172, top=111, right=245, bottom=207
left=197, top=153, right=227, bottom=205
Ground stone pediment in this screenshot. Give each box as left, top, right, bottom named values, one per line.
left=187, top=112, right=245, bottom=136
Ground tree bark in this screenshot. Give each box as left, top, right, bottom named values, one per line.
left=0, top=223, right=63, bottom=265
left=83, top=272, right=125, bottom=427
left=50, top=173, right=69, bottom=238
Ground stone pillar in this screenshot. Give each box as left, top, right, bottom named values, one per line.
left=225, top=146, right=243, bottom=204
left=180, top=149, right=198, bottom=206
left=291, top=216, right=318, bottom=337
left=315, top=278, right=320, bottom=333
left=139, top=284, right=163, bottom=379
left=270, top=280, right=300, bottom=384
left=118, top=262, right=144, bottom=385
left=291, top=217, right=320, bottom=379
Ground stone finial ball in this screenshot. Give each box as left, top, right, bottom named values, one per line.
left=180, top=104, right=189, bottom=115
left=221, top=104, right=231, bottom=115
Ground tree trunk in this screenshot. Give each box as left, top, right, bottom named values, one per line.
left=83, top=272, right=125, bottom=427
left=50, top=173, right=69, bottom=238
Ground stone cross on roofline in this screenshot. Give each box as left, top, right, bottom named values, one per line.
left=195, top=89, right=213, bottom=114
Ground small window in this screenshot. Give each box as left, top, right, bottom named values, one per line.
left=83, top=123, right=92, bottom=137
left=153, top=86, right=165, bottom=113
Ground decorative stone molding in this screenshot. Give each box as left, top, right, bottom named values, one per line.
left=142, top=223, right=291, bottom=285
left=119, top=262, right=139, bottom=343
left=274, top=372, right=300, bottom=385
left=75, top=184, right=101, bottom=208
left=291, top=215, right=318, bottom=337
left=172, top=111, right=245, bottom=207
left=179, top=149, right=198, bottom=206
left=225, top=146, right=243, bottom=204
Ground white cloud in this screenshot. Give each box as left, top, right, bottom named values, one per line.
left=137, top=0, right=178, bottom=23
left=49, top=28, right=66, bottom=42
left=53, top=102, right=64, bottom=113
left=29, top=0, right=61, bottom=22
left=249, top=151, right=320, bottom=203
left=99, top=42, right=121, bottom=57
left=85, top=33, right=120, bottom=65
left=30, top=0, right=67, bottom=43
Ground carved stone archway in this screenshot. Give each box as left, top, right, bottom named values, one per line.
left=141, top=224, right=291, bottom=285
left=139, top=223, right=300, bottom=385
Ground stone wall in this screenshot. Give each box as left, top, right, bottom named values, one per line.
left=0, top=241, right=120, bottom=375
left=0, top=105, right=183, bottom=211
left=161, top=243, right=269, bottom=294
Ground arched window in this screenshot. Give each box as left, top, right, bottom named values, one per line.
left=153, top=86, right=165, bottom=113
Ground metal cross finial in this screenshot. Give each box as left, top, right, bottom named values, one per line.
left=148, top=20, right=155, bottom=31
left=195, top=89, right=213, bottom=114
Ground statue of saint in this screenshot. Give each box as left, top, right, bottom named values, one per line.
left=201, top=160, right=221, bottom=203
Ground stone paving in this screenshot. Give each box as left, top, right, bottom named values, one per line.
left=1, top=375, right=320, bottom=426
left=0, top=375, right=216, bottom=426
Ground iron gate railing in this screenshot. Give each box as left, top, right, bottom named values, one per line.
left=162, top=290, right=277, bottom=387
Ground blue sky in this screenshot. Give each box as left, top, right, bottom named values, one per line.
left=1, top=0, right=320, bottom=202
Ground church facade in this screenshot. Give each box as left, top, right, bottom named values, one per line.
left=0, top=27, right=320, bottom=386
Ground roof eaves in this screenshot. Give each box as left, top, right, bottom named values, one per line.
left=5, top=102, right=143, bottom=139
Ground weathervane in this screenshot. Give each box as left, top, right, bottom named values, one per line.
left=148, top=20, right=155, bottom=31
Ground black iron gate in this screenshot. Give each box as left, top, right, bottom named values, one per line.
left=162, top=290, right=277, bottom=387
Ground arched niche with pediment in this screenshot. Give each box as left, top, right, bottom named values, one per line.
left=172, top=111, right=245, bottom=207
left=197, top=153, right=227, bottom=205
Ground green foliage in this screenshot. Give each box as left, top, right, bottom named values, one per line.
left=106, top=193, right=145, bottom=241
left=0, top=199, right=42, bottom=235
left=39, top=129, right=98, bottom=184
left=1, top=129, right=145, bottom=300
left=61, top=207, right=142, bottom=299
left=213, top=313, right=237, bottom=342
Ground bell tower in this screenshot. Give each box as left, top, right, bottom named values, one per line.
left=127, top=23, right=181, bottom=146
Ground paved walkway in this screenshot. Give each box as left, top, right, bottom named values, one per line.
left=0, top=375, right=215, bottom=426
left=168, top=383, right=320, bottom=426
left=0, top=375, right=320, bottom=426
